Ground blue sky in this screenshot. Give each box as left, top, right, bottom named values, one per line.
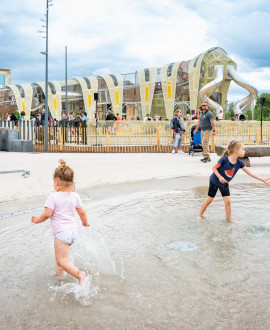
left=0, top=0, right=269, bottom=101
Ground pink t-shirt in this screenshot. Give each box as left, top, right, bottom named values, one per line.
left=44, top=192, right=83, bottom=235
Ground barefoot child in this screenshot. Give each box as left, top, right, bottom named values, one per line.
left=198, top=140, right=270, bottom=221
left=32, top=159, right=89, bottom=285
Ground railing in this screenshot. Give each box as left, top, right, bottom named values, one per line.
left=0, top=120, right=269, bottom=153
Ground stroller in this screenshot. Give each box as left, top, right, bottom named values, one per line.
left=189, top=125, right=203, bottom=156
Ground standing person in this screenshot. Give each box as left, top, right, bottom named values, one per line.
left=83, top=112, right=89, bottom=124
left=144, top=113, right=152, bottom=121
left=41, top=109, right=45, bottom=122
left=172, top=110, right=185, bottom=154
left=35, top=112, right=41, bottom=127
left=105, top=110, right=116, bottom=134
left=34, top=93, right=39, bottom=106
left=10, top=113, right=17, bottom=122
left=69, top=111, right=76, bottom=121
left=31, top=159, right=90, bottom=285
left=105, top=110, right=116, bottom=121
left=115, top=113, right=121, bottom=133
left=197, top=140, right=270, bottom=221
left=217, top=110, right=223, bottom=120
left=194, top=102, right=216, bottom=163
left=19, top=111, right=25, bottom=120
left=234, top=114, right=239, bottom=121
left=61, top=111, right=68, bottom=142
left=61, top=111, right=68, bottom=121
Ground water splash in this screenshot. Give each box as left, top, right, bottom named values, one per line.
left=49, top=274, right=99, bottom=306
left=166, top=241, right=198, bottom=252
left=181, top=227, right=200, bottom=234
left=246, top=222, right=270, bottom=237
left=76, top=228, right=116, bottom=275
left=212, top=237, right=223, bottom=242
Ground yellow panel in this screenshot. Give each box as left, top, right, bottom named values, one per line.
left=88, top=94, right=91, bottom=107
left=145, top=87, right=149, bottom=103
left=22, top=101, right=25, bottom=112
left=167, top=81, right=171, bottom=99
left=53, top=97, right=57, bottom=110
left=115, top=91, right=119, bottom=105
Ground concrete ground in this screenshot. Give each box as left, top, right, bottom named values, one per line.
left=0, top=152, right=269, bottom=204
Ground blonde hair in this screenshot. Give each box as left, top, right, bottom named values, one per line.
left=53, top=159, right=75, bottom=190
left=223, top=140, right=243, bottom=157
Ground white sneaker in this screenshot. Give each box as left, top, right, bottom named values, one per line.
left=172, top=149, right=175, bottom=154
left=177, top=150, right=184, bottom=154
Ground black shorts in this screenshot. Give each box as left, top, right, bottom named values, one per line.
left=208, top=180, right=230, bottom=198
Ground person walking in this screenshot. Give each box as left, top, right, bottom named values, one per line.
left=172, top=109, right=185, bottom=154
left=31, top=159, right=89, bottom=285
left=194, top=102, right=216, bottom=163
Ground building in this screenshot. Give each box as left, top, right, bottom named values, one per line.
left=0, top=47, right=258, bottom=120
left=0, top=68, right=11, bottom=85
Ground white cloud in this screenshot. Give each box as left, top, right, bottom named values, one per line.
left=241, top=68, right=270, bottom=91
left=92, top=67, right=112, bottom=76
left=227, top=67, right=270, bottom=102
left=47, top=0, right=214, bottom=71
left=0, top=0, right=269, bottom=102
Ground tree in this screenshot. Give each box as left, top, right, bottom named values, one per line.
left=225, top=103, right=234, bottom=120
left=253, top=93, right=270, bottom=121
left=243, top=105, right=252, bottom=120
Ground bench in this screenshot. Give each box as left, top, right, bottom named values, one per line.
left=215, top=145, right=270, bottom=167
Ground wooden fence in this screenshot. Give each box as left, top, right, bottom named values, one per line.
left=0, top=120, right=269, bottom=153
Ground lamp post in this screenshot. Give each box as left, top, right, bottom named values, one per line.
left=40, top=0, right=53, bottom=152
left=259, top=97, right=265, bottom=145
left=65, top=46, right=68, bottom=117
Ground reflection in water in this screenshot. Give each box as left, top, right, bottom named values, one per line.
left=246, top=222, right=270, bottom=237
left=166, top=241, right=198, bottom=252
left=0, top=184, right=270, bottom=328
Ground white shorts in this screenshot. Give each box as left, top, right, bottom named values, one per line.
left=54, top=227, right=78, bottom=245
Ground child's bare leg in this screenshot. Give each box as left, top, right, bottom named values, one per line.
left=55, top=260, right=64, bottom=276
left=54, top=238, right=86, bottom=285
left=198, top=196, right=214, bottom=218
left=223, top=196, right=231, bottom=221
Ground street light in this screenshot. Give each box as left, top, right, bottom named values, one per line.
left=65, top=46, right=68, bottom=117
left=260, top=97, right=266, bottom=144
left=39, top=0, right=53, bottom=152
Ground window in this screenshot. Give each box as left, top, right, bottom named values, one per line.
left=0, top=74, right=5, bottom=85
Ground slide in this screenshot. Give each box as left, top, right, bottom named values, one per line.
left=198, top=65, right=224, bottom=115
left=226, top=65, right=258, bottom=116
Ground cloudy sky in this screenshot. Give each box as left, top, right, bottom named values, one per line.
left=0, top=0, right=269, bottom=101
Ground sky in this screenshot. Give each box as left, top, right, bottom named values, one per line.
left=0, top=0, right=269, bottom=102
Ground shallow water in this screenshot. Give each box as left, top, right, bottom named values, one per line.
left=1, top=182, right=270, bottom=329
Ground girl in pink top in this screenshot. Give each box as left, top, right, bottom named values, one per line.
left=32, top=159, right=89, bottom=285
